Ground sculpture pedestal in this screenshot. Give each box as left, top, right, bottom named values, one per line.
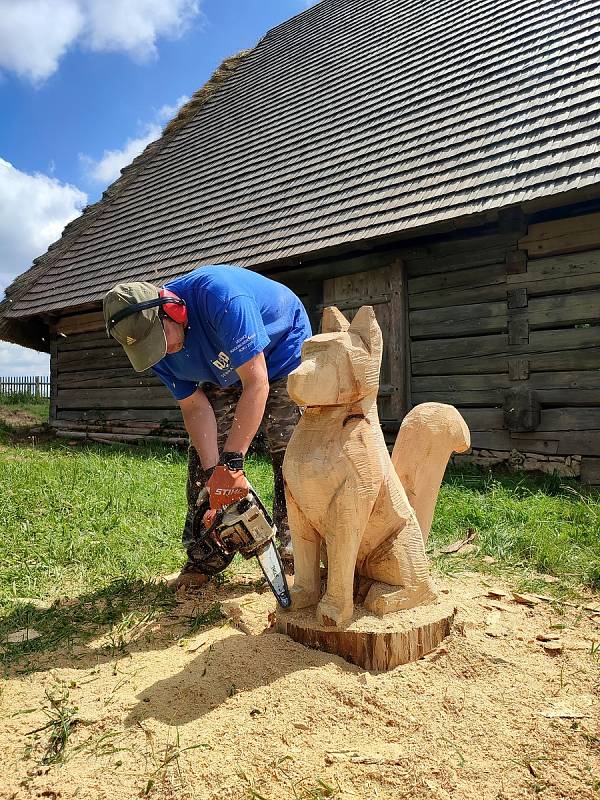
left=276, top=602, right=455, bottom=671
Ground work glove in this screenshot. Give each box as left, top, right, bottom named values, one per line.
left=205, top=465, right=250, bottom=513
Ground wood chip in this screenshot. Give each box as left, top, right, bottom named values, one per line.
left=6, top=628, right=41, bottom=644
left=540, top=708, right=590, bottom=719
left=486, top=589, right=508, bottom=600
left=187, top=638, right=207, bottom=653
left=563, top=640, right=593, bottom=652
left=536, top=633, right=560, bottom=642
left=358, top=672, right=377, bottom=686
left=440, top=529, right=477, bottom=555
left=325, top=751, right=406, bottom=767
left=484, top=626, right=506, bottom=638
left=529, top=596, right=600, bottom=614
left=540, top=641, right=563, bottom=654
left=512, top=592, right=540, bottom=606
left=482, top=601, right=516, bottom=613
left=424, top=646, right=449, bottom=662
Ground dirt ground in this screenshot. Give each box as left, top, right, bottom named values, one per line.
left=0, top=407, right=40, bottom=429
left=1, top=571, right=599, bottom=800
left=0, top=405, right=54, bottom=446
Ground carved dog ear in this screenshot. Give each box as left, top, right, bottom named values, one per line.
left=322, top=306, right=350, bottom=333
left=348, top=306, right=382, bottom=355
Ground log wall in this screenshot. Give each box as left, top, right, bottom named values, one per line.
left=48, top=207, right=600, bottom=481
left=405, top=211, right=600, bottom=483
left=50, top=311, right=185, bottom=445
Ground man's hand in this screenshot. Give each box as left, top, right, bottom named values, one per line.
left=206, top=465, right=250, bottom=512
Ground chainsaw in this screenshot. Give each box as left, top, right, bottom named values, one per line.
left=189, top=486, right=291, bottom=608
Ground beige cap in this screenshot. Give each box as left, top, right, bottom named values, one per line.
left=103, top=281, right=167, bottom=372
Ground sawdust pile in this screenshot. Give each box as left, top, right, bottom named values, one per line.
left=1, top=572, right=599, bottom=800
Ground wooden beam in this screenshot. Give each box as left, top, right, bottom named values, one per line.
left=507, top=288, right=527, bottom=309
left=581, top=458, right=600, bottom=485
left=49, top=340, right=58, bottom=423
left=410, top=300, right=506, bottom=339
left=509, top=359, right=529, bottom=380
left=527, top=290, right=600, bottom=328
left=408, top=262, right=505, bottom=295
left=519, top=211, right=600, bottom=258
left=51, top=310, right=105, bottom=336
left=56, top=408, right=183, bottom=423
left=56, top=386, right=177, bottom=410
left=412, top=345, right=600, bottom=376
left=411, top=327, right=598, bottom=365
left=508, top=318, right=529, bottom=345
left=506, top=250, right=527, bottom=274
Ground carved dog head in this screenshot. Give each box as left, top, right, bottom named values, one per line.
left=287, top=306, right=383, bottom=407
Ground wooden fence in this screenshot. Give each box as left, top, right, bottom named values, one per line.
left=0, top=376, right=50, bottom=399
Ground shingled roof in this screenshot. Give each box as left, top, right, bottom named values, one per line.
left=5, top=0, right=600, bottom=327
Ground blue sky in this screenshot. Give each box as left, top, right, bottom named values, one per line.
left=0, top=0, right=315, bottom=376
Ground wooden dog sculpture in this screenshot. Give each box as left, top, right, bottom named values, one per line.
left=283, top=305, right=470, bottom=627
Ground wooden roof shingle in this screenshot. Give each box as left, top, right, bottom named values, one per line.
left=6, top=0, right=600, bottom=319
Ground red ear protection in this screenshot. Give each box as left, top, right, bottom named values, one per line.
left=159, top=288, right=188, bottom=325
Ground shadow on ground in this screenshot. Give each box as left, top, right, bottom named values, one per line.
left=0, top=574, right=266, bottom=674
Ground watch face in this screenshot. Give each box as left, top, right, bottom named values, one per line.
left=221, top=452, right=244, bottom=470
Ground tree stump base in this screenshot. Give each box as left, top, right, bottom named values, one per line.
left=276, top=602, right=456, bottom=671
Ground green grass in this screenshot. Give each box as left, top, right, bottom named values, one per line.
left=0, top=438, right=273, bottom=603
left=0, top=393, right=49, bottom=417
left=1, top=409, right=599, bottom=669
left=0, top=579, right=178, bottom=667
left=0, top=396, right=49, bottom=443
left=430, top=466, right=600, bottom=590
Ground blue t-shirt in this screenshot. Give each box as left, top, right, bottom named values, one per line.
left=152, top=265, right=312, bottom=400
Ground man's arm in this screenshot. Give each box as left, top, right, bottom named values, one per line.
left=196, top=353, right=269, bottom=515
left=179, top=388, right=219, bottom=470
left=224, top=351, right=270, bottom=455
left=179, top=351, right=269, bottom=469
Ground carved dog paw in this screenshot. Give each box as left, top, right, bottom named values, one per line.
left=290, top=586, right=320, bottom=610
left=315, top=598, right=354, bottom=628
left=364, top=580, right=439, bottom=616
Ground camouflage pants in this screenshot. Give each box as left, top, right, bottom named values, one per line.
left=183, top=377, right=300, bottom=558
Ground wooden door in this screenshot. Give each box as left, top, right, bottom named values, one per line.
left=322, top=261, right=407, bottom=422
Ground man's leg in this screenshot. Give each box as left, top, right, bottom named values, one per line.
left=170, top=384, right=241, bottom=586
left=262, top=377, right=301, bottom=554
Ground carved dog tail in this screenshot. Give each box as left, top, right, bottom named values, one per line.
left=391, top=403, right=470, bottom=544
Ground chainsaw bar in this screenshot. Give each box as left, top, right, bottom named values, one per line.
left=256, top=540, right=291, bottom=608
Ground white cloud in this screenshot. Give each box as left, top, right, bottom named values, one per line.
left=0, top=0, right=83, bottom=83
left=0, top=0, right=201, bottom=83
left=84, top=0, right=199, bottom=61
left=81, top=94, right=190, bottom=185
left=0, top=158, right=86, bottom=374
left=0, top=158, right=87, bottom=296
left=0, top=342, right=49, bottom=377
left=157, top=94, right=190, bottom=122
left=80, top=124, right=161, bottom=185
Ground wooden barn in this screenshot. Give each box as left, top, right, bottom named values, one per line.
left=2, top=0, right=600, bottom=482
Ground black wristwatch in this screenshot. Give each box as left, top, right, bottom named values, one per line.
left=218, top=451, right=245, bottom=471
